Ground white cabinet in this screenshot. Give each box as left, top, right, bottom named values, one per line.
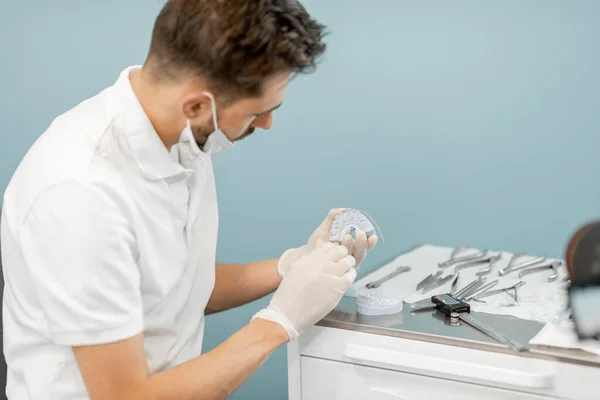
left=301, top=357, right=550, bottom=400
left=288, top=326, right=600, bottom=400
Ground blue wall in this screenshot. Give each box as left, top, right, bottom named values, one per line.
left=2, top=1, right=599, bottom=398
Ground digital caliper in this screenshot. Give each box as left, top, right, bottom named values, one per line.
left=412, top=293, right=530, bottom=352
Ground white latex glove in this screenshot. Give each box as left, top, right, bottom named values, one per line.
left=278, top=208, right=377, bottom=277
left=254, top=242, right=357, bottom=341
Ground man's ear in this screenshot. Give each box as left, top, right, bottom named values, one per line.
left=181, top=93, right=212, bottom=120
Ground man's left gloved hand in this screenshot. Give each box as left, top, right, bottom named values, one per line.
left=277, top=208, right=378, bottom=278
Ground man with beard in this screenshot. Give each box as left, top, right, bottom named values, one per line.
left=0, top=0, right=377, bottom=399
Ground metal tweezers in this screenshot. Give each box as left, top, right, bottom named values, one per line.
left=416, top=271, right=443, bottom=291
left=420, top=274, right=455, bottom=294
left=462, top=279, right=499, bottom=302
left=454, top=277, right=487, bottom=300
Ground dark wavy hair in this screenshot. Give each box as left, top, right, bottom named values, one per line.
left=146, top=0, right=327, bottom=103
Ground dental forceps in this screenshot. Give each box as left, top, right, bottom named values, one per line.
left=518, top=261, right=562, bottom=282
left=454, top=253, right=502, bottom=276
left=498, top=253, right=546, bottom=276
left=473, top=281, right=525, bottom=306
left=437, top=246, right=488, bottom=269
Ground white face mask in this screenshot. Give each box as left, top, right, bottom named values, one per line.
left=183, top=92, right=235, bottom=156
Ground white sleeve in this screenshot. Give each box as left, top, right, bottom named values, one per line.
left=19, top=180, right=143, bottom=346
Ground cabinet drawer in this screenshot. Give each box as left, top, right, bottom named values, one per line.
left=301, top=356, right=554, bottom=400
left=297, top=327, right=558, bottom=395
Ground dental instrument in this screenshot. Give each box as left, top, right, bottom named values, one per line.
left=518, top=261, right=562, bottom=282
left=473, top=281, right=525, bottom=305
left=475, top=253, right=503, bottom=276
left=454, top=253, right=502, bottom=275
left=454, top=276, right=486, bottom=300
left=498, top=252, right=546, bottom=276
left=421, top=274, right=455, bottom=294
left=463, top=279, right=499, bottom=302
left=416, top=271, right=443, bottom=291
left=365, top=265, right=411, bottom=289
left=437, top=246, right=488, bottom=269
left=450, top=272, right=460, bottom=296
left=409, top=294, right=529, bottom=351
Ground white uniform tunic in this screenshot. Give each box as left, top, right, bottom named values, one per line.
left=0, top=66, right=218, bottom=399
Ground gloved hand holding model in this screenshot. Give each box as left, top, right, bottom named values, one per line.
left=278, top=208, right=378, bottom=277
left=255, top=242, right=357, bottom=340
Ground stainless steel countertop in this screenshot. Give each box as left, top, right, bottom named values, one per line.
left=317, top=295, right=600, bottom=367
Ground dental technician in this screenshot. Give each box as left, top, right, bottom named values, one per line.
left=0, top=0, right=377, bottom=399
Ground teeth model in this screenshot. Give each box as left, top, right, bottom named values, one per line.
left=329, top=209, right=377, bottom=244
left=356, top=292, right=404, bottom=316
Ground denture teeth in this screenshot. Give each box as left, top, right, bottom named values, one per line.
left=329, top=209, right=376, bottom=243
